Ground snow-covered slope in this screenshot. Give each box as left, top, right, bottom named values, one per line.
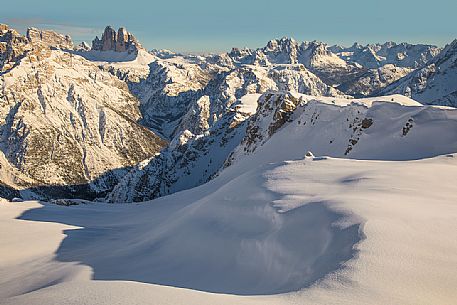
left=230, top=92, right=456, bottom=163
left=380, top=40, right=457, bottom=107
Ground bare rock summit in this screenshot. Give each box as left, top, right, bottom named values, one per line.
left=92, top=26, right=141, bottom=53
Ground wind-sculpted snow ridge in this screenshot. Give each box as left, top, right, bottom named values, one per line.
left=380, top=39, right=457, bottom=107
left=2, top=149, right=457, bottom=304
left=13, top=161, right=363, bottom=296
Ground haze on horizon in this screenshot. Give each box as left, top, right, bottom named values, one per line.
left=1, top=0, right=455, bottom=53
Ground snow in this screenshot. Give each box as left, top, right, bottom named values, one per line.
left=1, top=153, right=457, bottom=304
left=234, top=93, right=262, bottom=114
left=0, top=48, right=165, bottom=198
left=74, top=49, right=156, bottom=65
left=292, top=93, right=423, bottom=107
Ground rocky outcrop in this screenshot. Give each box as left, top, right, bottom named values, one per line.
left=1, top=25, right=74, bottom=73
left=92, top=26, right=141, bottom=53
left=26, top=27, right=73, bottom=49
left=0, top=24, right=31, bottom=72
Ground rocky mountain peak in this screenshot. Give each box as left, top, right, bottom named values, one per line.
left=439, top=39, right=457, bottom=58
left=265, top=37, right=297, bottom=51
left=0, top=24, right=9, bottom=32
left=92, top=26, right=141, bottom=53
left=304, top=41, right=331, bottom=57
left=229, top=47, right=251, bottom=58
left=261, top=37, right=299, bottom=64
left=265, top=37, right=298, bottom=52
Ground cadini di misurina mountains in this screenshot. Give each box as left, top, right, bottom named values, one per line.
left=1, top=23, right=457, bottom=305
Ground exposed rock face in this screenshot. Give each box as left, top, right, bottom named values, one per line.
left=26, top=27, right=73, bottom=49
left=92, top=26, right=141, bottom=53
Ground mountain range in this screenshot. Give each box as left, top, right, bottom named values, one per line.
left=1, top=24, right=456, bottom=201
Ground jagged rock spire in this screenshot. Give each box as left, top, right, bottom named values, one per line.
left=92, top=26, right=141, bottom=53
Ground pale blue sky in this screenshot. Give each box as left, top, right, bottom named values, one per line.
left=1, top=0, right=456, bottom=53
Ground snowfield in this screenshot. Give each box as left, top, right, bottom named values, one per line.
left=1, top=153, right=457, bottom=304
